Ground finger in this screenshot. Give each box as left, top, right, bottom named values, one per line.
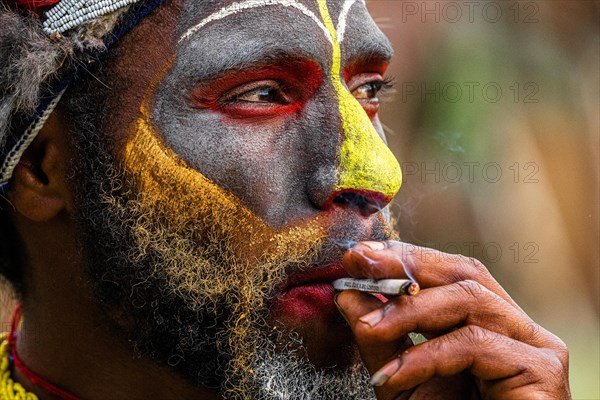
left=355, top=280, right=557, bottom=349
left=342, top=240, right=520, bottom=310
left=378, top=375, right=476, bottom=400
left=335, top=289, right=383, bottom=324
left=335, top=290, right=413, bottom=373
left=372, top=326, right=567, bottom=398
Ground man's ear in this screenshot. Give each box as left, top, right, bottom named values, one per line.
left=6, top=111, right=74, bottom=222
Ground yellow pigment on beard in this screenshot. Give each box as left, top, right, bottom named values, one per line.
left=122, top=111, right=328, bottom=394
left=125, top=107, right=325, bottom=264
left=121, top=10, right=402, bottom=387
left=122, top=112, right=397, bottom=392
left=317, top=0, right=402, bottom=200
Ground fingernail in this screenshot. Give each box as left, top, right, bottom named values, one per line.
left=359, top=308, right=384, bottom=328
left=333, top=294, right=350, bottom=324
left=369, top=357, right=402, bottom=386
left=361, top=241, right=385, bottom=251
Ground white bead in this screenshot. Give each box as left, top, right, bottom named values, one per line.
left=43, top=0, right=143, bottom=34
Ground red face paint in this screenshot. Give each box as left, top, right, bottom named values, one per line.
left=190, top=60, right=322, bottom=119
left=344, top=60, right=390, bottom=119
left=271, top=262, right=350, bottom=320
left=343, top=56, right=389, bottom=82
left=10, top=0, right=59, bottom=13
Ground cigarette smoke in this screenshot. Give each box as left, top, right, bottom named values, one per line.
left=332, top=239, right=358, bottom=250
left=334, top=240, right=419, bottom=284
left=392, top=244, right=417, bottom=282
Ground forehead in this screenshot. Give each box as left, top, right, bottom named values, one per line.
left=173, top=0, right=392, bottom=70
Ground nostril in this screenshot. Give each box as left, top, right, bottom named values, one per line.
left=328, top=189, right=388, bottom=217
left=333, top=192, right=368, bottom=208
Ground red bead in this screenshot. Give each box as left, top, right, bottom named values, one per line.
left=9, top=0, right=61, bottom=14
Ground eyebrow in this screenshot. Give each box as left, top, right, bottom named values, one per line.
left=176, top=33, right=391, bottom=87
left=345, top=37, right=394, bottom=66
left=179, top=0, right=333, bottom=44
left=179, top=44, right=323, bottom=86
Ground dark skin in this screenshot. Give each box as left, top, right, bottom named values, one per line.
left=8, top=114, right=216, bottom=400
left=337, top=241, right=570, bottom=399
left=4, top=0, right=570, bottom=398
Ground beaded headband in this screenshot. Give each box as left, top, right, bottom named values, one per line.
left=43, top=0, right=141, bottom=34
left=0, top=0, right=164, bottom=190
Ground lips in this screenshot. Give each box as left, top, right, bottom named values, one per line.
left=279, top=263, right=350, bottom=293
left=269, top=263, right=351, bottom=321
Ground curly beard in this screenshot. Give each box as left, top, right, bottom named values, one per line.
left=69, top=111, right=384, bottom=399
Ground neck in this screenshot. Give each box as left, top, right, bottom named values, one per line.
left=15, top=295, right=221, bottom=400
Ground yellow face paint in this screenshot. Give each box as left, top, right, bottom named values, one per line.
left=317, top=0, right=402, bottom=201
left=123, top=106, right=326, bottom=264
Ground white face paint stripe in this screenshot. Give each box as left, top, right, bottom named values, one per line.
left=179, top=0, right=333, bottom=44
left=336, top=0, right=362, bottom=43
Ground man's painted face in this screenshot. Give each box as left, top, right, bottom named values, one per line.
left=73, top=0, right=401, bottom=397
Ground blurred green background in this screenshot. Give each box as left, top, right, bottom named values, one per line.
left=368, top=1, right=599, bottom=398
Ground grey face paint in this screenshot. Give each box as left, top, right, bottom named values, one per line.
left=151, top=0, right=393, bottom=227
left=71, top=1, right=398, bottom=397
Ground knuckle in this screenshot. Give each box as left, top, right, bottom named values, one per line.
left=429, top=334, right=448, bottom=353
left=525, top=324, right=569, bottom=367
left=517, top=345, right=569, bottom=387
left=523, top=321, right=544, bottom=342
left=456, top=279, right=486, bottom=299
left=548, top=334, right=569, bottom=366
left=460, top=325, right=497, bottom=346
left=539, top=348, right=566, bottom=376
left=464, top=256, right=489, bottom=277
left=387, top=240, right=415, bottom=256
left=557, top=343, right=569, bottom=365
left=446, top=256, right=490, bottom=283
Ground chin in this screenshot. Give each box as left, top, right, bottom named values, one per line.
left=269, top=285, right=361, bottom=368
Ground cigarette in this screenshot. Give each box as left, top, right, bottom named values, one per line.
left=332, top=278, right=420, bottom=296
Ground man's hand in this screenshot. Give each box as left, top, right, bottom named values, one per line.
left=335, top=241, right=571, bottom=399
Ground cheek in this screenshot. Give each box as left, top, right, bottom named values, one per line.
left=216, top=118, right=312, bottom=221
left=155, top=97, right=328, bottom=225
left=121, top=112, right=326, bottom=258
left=164, top=61, right=324, bottom=203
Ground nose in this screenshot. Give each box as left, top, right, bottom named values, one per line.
left=313, top=66, right=402, bottom=217
left=333, top=85, right=402, bottom=206
left=306, top=82, right=402, bottom=216
left=307, top=0, right=402, bottom=216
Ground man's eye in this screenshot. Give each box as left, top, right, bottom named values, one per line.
left=237, top=87, right=278, bottom=103
left=351, top=78, right=394, bottom=103
left=353, top=82, right=380, bottom=100
left=230, top=82, right=289, bottom=104
left=214, top=79, right=301, bottom=117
